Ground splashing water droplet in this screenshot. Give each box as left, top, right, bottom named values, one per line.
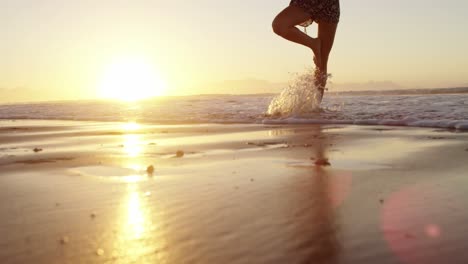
left=267, top=69, right=330, bottom=118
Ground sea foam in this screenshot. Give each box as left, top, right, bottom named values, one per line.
left=267, top=69, right=326, bottom=117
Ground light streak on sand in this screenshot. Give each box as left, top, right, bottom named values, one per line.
left=126, top=187, right=146, bottom=239
left=113, top=184, right=167, bottom=263
left=123, top=134, right=143, bottom=158
left=122, top=121, right=141, bottom=132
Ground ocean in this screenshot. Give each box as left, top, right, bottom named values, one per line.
left=1, top=92, right=467, bottom=131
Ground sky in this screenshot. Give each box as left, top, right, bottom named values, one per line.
left=1, top=0, right=468, bottom=102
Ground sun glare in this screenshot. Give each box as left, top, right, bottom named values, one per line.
left=98, top=57, right=167, bottom=101
left=122, top=122, right=141, bottom=131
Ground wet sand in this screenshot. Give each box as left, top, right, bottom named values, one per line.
left=1, top=120, right=468, bottom=264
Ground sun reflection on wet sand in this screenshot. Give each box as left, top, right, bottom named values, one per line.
left=122, top=122, right=142, bottom=132
left=121, top=174, right=146, bottom=183
left=114, top=121, right=166, bottom=261
left=123, top=134, right=143, bottom=157
left=113, top=184, right=167, bottom=263
left=126, top=185, right=146, bottom=239
left=120, top=121, right=144, bottom=158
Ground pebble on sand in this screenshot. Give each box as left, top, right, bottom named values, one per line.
left=176, top=150, right=185, bottom=158
left=147, top=165, right=155, bottom=175
left=96, top=248, right=105, bottom=256
left=315, top=159, right=331, bottom=166
left=90, top=212, right=97, bottom=219
left=33, top=148, right=43, bottom=153
left=59, top=236, right=69, bottom=245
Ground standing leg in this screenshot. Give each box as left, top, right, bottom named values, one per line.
left=315, top=22, right=338, bottom=98
left=318, top=22, right=338, bottom=74
left=272, top=6, right=322, bottom=68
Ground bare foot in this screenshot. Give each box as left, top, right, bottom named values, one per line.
left=314, top=68, right=327, bottom=102
left=316, top=88, right=325, bottom=102
left=314, top=68, right=327, bottom=88
left=310, top=38, right=322, bottom=69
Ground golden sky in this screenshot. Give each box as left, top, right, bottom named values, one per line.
left=1, top=0, right=468, bottom=102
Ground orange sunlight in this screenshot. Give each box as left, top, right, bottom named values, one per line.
left=98, top=57, right=167, bottom=101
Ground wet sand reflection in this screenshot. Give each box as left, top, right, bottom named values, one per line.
left=113, top=184, right=167, bottom=263
left=286, top=126, right=342, bottom=263
left=289, top=167, right=341, bottom=263
left=112, top=122, right=168, bottom=262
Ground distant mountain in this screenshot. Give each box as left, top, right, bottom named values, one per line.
left=0, top=87, right=39, bottom=103
left=329, top=87, right=468, bottom=96
left=197, top=78, right=286, bottom=94
left=332, top=81, right=406, bottom=91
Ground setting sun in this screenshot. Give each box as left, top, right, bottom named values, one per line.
left=98, top=57, right=167, bottom=101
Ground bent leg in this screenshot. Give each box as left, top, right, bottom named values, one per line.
left=272, top=6, right=322, bottom=68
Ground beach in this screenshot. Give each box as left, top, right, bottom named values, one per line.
left=2, top=0, right=468, bottom=262
left=1, top=119, right=467, bottom=263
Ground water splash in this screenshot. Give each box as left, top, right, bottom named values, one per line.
left=267, top=69, right=329, bottom=118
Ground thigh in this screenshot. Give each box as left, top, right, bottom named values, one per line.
left=273, top=5, right=313, bottom=28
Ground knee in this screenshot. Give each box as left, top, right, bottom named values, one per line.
left=272, top=17, right=287, bottom=36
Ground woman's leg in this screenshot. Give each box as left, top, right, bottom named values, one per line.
left=315, top=21, right=338, bottom=96
left=317, top=22, right=338, bottom=74
left=272, top=6, right=322, bottom=68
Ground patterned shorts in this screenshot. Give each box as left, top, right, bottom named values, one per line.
left=290, top=0, right=340, bottom=25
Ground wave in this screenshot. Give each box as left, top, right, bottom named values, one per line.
left=262, top=117, right=468, bottom=131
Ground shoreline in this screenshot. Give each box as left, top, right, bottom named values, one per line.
left=2, top=117, right=468, bottom=132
